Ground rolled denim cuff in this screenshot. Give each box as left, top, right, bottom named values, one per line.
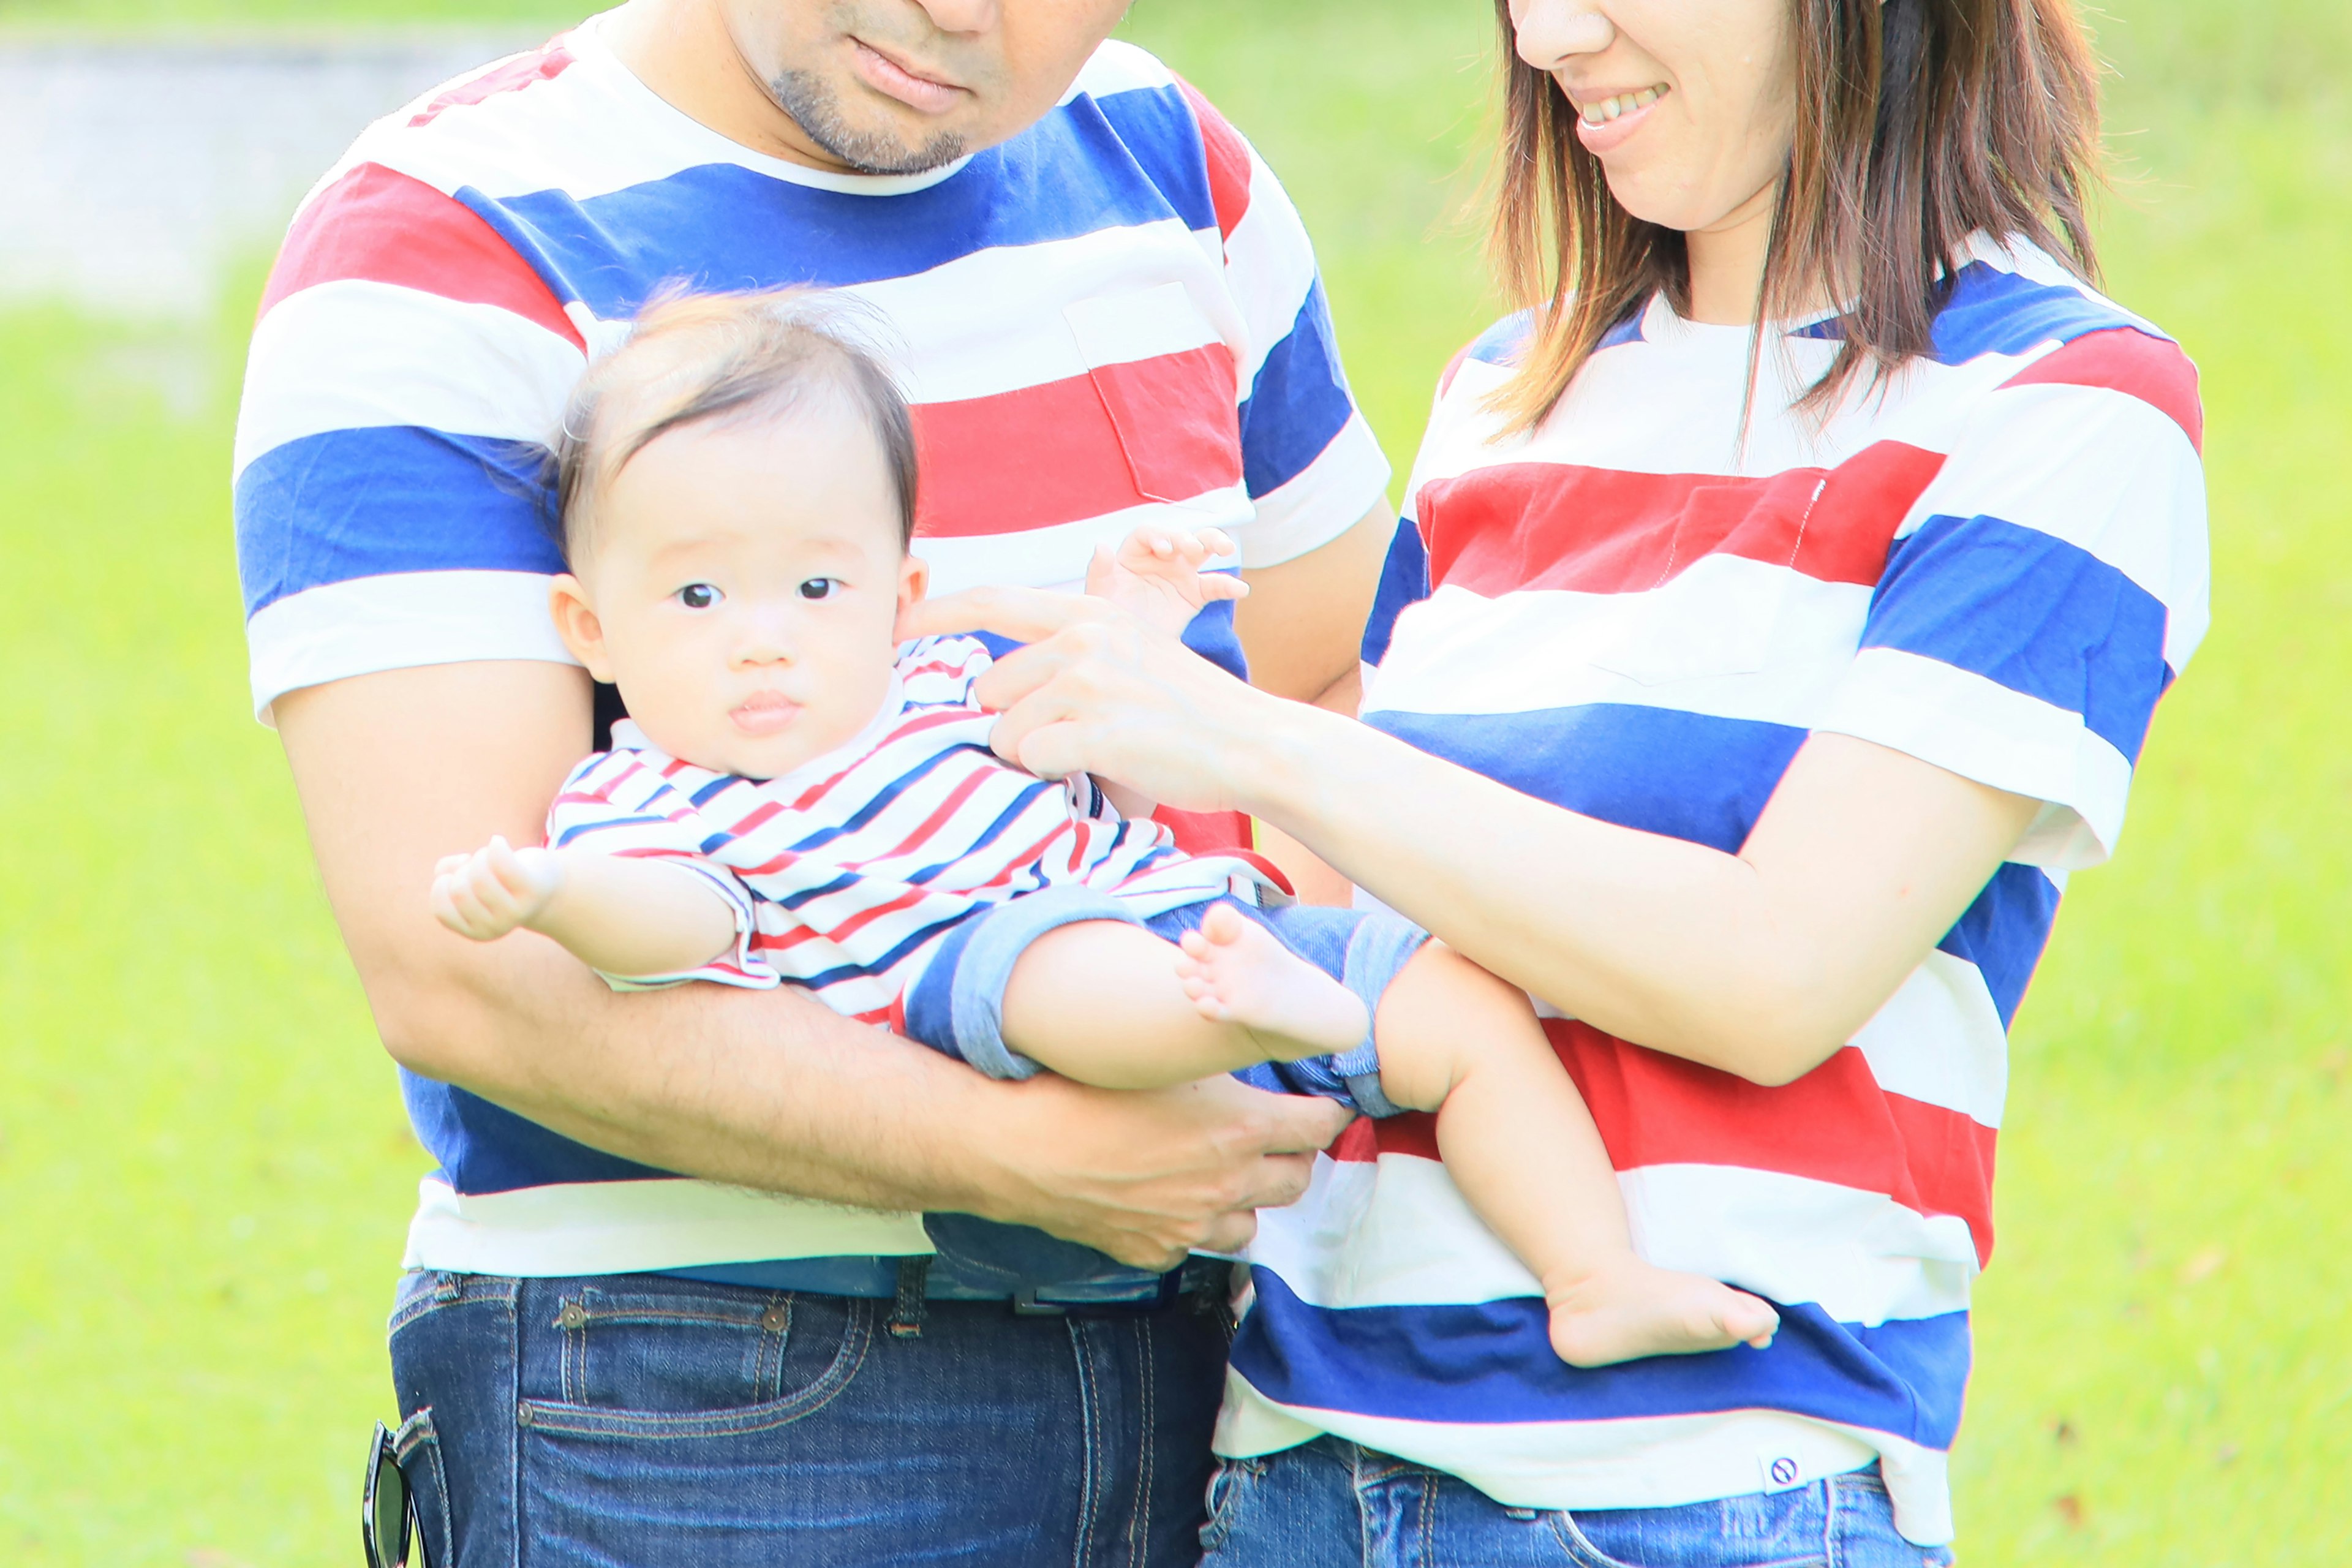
left=942, top=885, right=1144, bottom=1081
left=1328, top=910, right=1430, bottom=1119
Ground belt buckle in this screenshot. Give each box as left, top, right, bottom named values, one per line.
left=1010, top=1287, right=1069, bottom=1317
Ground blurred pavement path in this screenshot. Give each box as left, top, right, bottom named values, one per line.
left=0, top=34, right=539, bottom=318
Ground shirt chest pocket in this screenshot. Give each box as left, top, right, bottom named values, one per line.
left=1061, top=283, right=1243, bottom=508
left=1591, top=475, right=1827, bottom=686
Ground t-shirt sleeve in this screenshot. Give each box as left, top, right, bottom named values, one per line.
left=544, top=753, right=777, bottom=991
left=1170, top=77, right=1391, bottom=568
left=233, top=158, right=591, bottom=723
left=1814, top=333, right=2210, bottom=868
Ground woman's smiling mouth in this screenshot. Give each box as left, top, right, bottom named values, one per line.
left=1573, top=83, right=1671, bottom=153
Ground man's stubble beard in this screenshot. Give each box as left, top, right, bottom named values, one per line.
left=766, top=67, right=968, bottom=175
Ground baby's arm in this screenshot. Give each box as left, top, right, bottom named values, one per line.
left=432, top=835, right=739, bottom=980
left=1084, top=524, right=1249, bottom=818
left=1371, top=946, right=1781, bottom=1368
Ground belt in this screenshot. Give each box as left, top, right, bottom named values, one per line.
left=663, top=1254, right=1231, bottom=1315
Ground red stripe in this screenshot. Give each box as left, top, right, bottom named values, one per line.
left=2001, top=328, right=2203, bottom=454
left=1172, top=76, right=1252, bottom=240
left=1158, top=807, right=1251, bottom=856
left=260, top=162, right=585, bottom=352
left=843, top=766, right=995, bottom=870
left=911, top=348, right=1241, bottom=537
left=407, top=39, right=576, bottom=127
left=1339, top=1021, right=1995, bottom=1265
left=1415, top=440, right=1945, bottom=599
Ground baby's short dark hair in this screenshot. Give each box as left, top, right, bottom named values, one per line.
left=553, top=286, right=918, bottom=563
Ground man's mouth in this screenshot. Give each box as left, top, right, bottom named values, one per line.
left=849, top=37, right=966, bottom=116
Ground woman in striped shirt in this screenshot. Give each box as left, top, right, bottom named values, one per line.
left=913, top=0, right=2204, bottom=1562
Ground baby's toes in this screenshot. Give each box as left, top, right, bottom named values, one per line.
left=1197, top=902, right=1252, bottom=946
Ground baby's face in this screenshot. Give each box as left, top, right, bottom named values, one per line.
left=552, top=400, right=926, bottom=779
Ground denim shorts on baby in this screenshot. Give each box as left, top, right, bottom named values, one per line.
left=899, top=888, right=1430, bottom=1292
left=900, top=887, right=1430, bottom=1115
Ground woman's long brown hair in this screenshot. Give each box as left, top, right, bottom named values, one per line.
left=1487, top=0, right=2105, bottom=430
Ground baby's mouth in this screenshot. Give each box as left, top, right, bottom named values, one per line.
left=731, top=692, right=801, bottom=736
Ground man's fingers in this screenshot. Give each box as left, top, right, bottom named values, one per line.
left=897, top=584, right=1117, bottom=645
left=1198, top=1210, right=1261, bottom=1256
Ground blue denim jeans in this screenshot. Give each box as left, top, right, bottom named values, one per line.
left=1199, top=1438, right=1956, bottom=1568
left=388, top=1268, right=1232, bottom=1566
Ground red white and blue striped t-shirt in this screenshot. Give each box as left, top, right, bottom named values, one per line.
left=546, top=636, right=1265, bottom=1014
left=231, top=15, right=1388, bottom=1278
left=1218, top=238, right=2207, bottom=1545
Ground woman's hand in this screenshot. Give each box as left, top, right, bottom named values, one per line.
left=900, top=584, right=1292, bottom=815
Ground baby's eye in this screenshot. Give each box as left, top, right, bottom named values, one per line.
left=797, top=578, right=839, bottom=601
left=676, top=583, right=722, bottom=610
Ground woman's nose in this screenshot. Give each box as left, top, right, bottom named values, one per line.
left=1510, top=1, right=1616, bottom=72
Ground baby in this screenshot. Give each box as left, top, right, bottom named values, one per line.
left=431, top=289, right=1778, bottom=1368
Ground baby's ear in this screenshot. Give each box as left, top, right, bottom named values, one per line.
left=548, top=574, right=616, bottom=682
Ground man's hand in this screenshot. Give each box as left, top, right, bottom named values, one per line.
left=431, top=834, right=563, bottom=942
left=1085, top=522, right=1247, bottom=638
left=988, top=1074, right=1353, bottom=1267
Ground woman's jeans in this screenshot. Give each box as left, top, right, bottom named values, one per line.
left=1199, top=1437, right=1956, bottom=1568
left=387, top=1268, right=1231, bottom=1566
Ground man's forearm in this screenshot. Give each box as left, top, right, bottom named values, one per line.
left=379, top=930, right=1008, bottom=1215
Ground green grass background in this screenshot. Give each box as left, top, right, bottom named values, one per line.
left=1, top=1, right=2345, bottom=1562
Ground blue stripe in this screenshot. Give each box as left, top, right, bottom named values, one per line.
left=551, top=813, right=681, bottom=849
left=1365, top=704, right=1809, bottom=853
left=1466, top=310, right=1534, bottom=368
left=1232, top=1268, right=1969, bottom=1449
left=1360, top=518, right=1427, bottom=667
left=1868, top=513, right=2173, bottom=762
left=966, top=598, right=1246, bottom=685
left=459, top=96, right=1202, bottom=320
left=794, top=908, right=983, bottom=992
left=404, top=1074, right=670, bottom=1193
left=1937, top=862, right=2060, bottom=1028
left=1085, top=80, right=1215, bottom=234
left=235, top=426, right=558, bottom=615
left=1237, top=280, right=1357, bottom=500
left=1790, top=260, right=2160, bottom=365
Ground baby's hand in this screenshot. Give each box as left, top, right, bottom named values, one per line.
left=1086, top=523, right=1248, bottom=637
left=431, top=834, right=565, bottom=943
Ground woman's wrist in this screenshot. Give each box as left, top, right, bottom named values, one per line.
left=1227, top=689, right=1353, bottom=825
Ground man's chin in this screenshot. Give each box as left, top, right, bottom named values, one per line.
left=768, top=68, right=970, bottom=175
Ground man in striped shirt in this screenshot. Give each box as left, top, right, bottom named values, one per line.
left=237, top=1, right=1394, bottom=1560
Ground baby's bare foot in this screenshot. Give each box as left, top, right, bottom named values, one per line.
left=1175, top=903, right=1368, bottom=1063
left=1545, top=1262, right=1781, bottom=1368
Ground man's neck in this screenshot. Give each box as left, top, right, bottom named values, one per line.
left=601, top=0, right=858, bottom=174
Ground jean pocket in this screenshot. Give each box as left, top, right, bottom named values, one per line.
left=391, top=1408, right=454, bottom=1568
left=1197, top=1455, right=1265, bottom=1557
left=518, top=1289, right=870, bottom=1439
left=1550, top=1488, right=1832, bottom=1568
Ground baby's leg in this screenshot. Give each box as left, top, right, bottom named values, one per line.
left=1373, top=943, right=1781, bottom=1368
left=999, top=905, right=1368, bottom=1090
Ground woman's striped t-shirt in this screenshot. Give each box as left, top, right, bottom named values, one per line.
left=1218, top=238, right=2208, bottom=1546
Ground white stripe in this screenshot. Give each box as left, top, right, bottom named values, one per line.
left=843, top=220, right=1235, bottom=405
left=1816, top=646, right=2131, bottom=868
left=403, top=1176, right=931, bottom=1276
left=1216, top=1376, right=1954, bottom=1545
left=1363, top=564, right=1872, bottom=728
left=235, top=281, right=582, bottom=480
left=1240, top=413, right=1392, bottom=567
left=913, top=486, right=1254, bottom=595
left=1065, top=37, right=1179, bottom=101
left=354, top=24, right=967, bottom=207
left=246, top=569, right=578, bottom=723
left=1850, top=949, right=2008, bottom=1128
left=1219, top=140, right=1320, bottom=390
left=1900, top=379, right=2210, bottom=669
left=1245, top=1153, right=1977, bottom=1327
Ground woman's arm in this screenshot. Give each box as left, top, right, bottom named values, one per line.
left=903, top=592, right=2037, bottom=1086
